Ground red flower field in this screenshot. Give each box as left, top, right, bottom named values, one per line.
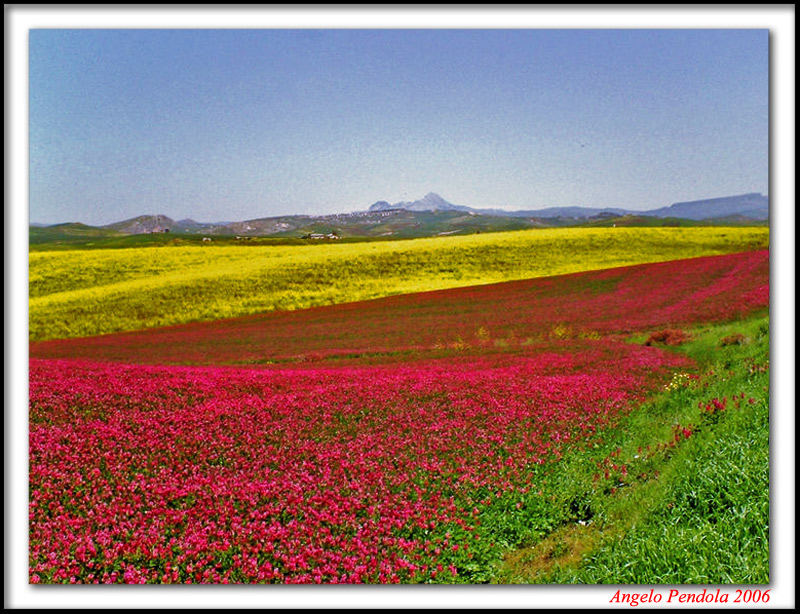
left=30, top=250, right=768, bottom=366
left=28, top=250, right=769, bottom=583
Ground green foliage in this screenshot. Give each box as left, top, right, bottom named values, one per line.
left=498, top=316, right=770, bottom=584
left=29, top=223, right=125, bottom=244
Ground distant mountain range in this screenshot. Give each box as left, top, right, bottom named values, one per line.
left=30, top=192, right=768, bottom=246
left=643, top=193, right=769, bottom=220
left=368, top=192, right=769, bottom=221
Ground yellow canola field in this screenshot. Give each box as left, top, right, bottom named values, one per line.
left=30, top=227, right=769, bottom=341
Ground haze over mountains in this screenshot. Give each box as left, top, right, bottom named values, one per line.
left=31, top=192, right=768, bottom=244
left=368, top=192, right=769, bottom=221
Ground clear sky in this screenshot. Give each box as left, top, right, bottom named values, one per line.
left=29, top=28, right=768, bottom=225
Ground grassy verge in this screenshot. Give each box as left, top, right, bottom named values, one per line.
left=493, top=314, right=770, bottom=584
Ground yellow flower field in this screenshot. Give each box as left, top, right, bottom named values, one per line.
left=29, top=226, right=768, bottom=341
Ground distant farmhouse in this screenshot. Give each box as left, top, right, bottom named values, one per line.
left=303, top=232, right=341, bottom=240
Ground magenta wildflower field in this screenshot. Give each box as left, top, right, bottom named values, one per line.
left=28, top=250, right=769, bottom=583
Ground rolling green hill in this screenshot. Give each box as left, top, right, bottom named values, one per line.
left=30, top=209, right=767, bottom=251
left=29, top=223, right=125, bottom=245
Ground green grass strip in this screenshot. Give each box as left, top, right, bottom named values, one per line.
left=496, top=315, right=770, bottom=584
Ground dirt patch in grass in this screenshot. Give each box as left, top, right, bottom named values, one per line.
left=644, top=329, right=691, bottom=346
left=719, top=333, right=748, bottom=346
left=499, top=523, right=604, bottom=582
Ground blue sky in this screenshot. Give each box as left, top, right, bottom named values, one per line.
left=29, top=29, right=768, bottom=225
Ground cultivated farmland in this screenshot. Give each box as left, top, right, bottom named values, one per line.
left=29, top=245, right=770, bottom=584
left=29, top=226, right=768, bottom=341
left=31, top=250, right=768, bottom=366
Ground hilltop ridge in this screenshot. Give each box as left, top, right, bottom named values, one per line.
left=30, top=192, right=768, bottom=246
left=369, top=192, right=768, bottom=221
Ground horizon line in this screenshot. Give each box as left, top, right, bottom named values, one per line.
left=30, top=190, right=768, bottom=227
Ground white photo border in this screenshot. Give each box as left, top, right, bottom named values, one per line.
left=6, top=5, right=795, bottom=610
